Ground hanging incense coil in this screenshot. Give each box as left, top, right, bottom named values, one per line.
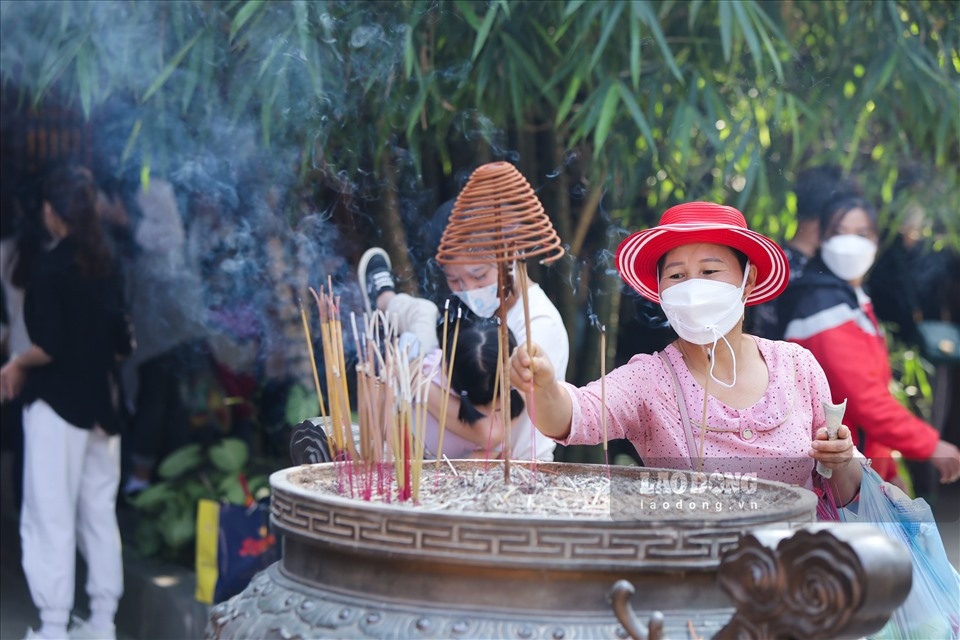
left=436, top=162, right=565, bottom=265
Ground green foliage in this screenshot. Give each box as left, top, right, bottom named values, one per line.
left=2, top=0, right=958, bottom=383
left=126, top=438, right=270, bottom=564
left=886, top=327, right=935, bottom=424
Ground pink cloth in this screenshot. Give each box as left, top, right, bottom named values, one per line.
left=561, top=337, right=832, bottom=489
left=419, top=349, right=481, bottom=459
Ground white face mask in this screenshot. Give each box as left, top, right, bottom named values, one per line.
left=659, top=264, right=749, bottom=388
left=454, top=281, right=501, bottom=318
left=820, top=234, right=877, bottom=281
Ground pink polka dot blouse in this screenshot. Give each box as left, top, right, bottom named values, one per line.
left=559, top=337, right=833, bottom=489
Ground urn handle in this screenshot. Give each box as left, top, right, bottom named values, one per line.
left=609, top=580, right=665, bottom=640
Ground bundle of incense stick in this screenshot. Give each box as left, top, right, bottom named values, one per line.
left=304, top=279, right=442, bottom=502
left=309, top=281, right=357, bottom=461
left=353, top=307, right=437, bottom=502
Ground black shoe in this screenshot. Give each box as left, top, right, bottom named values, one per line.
left=358, top=247, right=396, bottom=314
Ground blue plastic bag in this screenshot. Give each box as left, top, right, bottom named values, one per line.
left=840, top=464, right=960, bottom=639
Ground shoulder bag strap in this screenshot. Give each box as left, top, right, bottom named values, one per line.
left=658, top=349, right=698, bottom=470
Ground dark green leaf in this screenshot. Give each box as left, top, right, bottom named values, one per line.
left=229, top=0, right=265, bottom=42
left=142, top=30, right=203, bottom=102
left=718, top=1, right=733, bottom=62
left=209, top=438, right=250, bottom=473
left=157, top=443, right=204, bottom=480
left=471, top=2, right=499, bottom=62
left=593, top=82, right=621, bottom=155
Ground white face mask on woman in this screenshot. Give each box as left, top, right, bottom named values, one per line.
left=659, top=263, right=750, bottom=388
left=454, top=281, right=501, bottom=318
left=820, top=234, right=877, bottom=282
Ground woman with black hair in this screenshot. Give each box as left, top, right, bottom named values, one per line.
left=0, top=165, right=133, bottom=640
left=778, top=196, right=960, bottom=487
left=420, top=297, right=525, bottom=460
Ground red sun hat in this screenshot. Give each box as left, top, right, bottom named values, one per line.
left=615, top=202, right=789, bottom=306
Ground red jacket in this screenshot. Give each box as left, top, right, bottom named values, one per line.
left=778, top=257, right=939, bottom=480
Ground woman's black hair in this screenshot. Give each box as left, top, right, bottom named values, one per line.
left=439, top=297, right=525, bottom=425
left=819, top=196, right=878, bottom=240
left=43, top=165, right=113, bottom=278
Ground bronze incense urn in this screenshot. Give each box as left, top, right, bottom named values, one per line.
left=206, top=461, right=911, bottom=639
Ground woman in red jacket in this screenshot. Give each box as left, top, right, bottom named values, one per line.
left=779, top=196, right=960, bottom=486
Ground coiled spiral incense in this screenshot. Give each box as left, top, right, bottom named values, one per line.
left=436, top=162, right=565, bottom=265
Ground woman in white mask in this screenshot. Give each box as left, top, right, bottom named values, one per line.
left=359, top=230, right=568, bottom=462
left=780, top=197, right=960, bottom=486
left=510, top=201, right=868, bottom=507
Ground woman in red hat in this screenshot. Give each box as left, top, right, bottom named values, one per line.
left=510, top=202, right=863, bottom=506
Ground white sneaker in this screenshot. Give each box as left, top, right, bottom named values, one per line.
left=357, top=247, right=396, bottom=315
left=67, top=619, right=115, bottom=640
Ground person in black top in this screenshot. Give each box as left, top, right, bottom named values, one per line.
left=0, top=165, right=133, bottom=640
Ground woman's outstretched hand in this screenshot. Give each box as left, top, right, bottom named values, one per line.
left=509, top=342, right=572, bottom=440
left=509, top=342, right=556, bottom=392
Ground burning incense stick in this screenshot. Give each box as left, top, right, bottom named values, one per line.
left=434, top=307, right=462, bottom=472
left=515, top=261, right=536, bottom=466
left=299, top=298, right=332, bottom=455
left=599, top=323, right=609, bottom=470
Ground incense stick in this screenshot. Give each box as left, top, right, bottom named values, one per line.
left=299, top=298, right=333, bottom=456
left=434, top=307, right=462, bottom=472
left=515, top=261, right=536, bottom=436
left=600, top=324, right=609, bottom=473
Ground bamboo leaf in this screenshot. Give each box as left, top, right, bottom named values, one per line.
left=617, top=81, right=657, bottom=157
left=142, top=30, right=203, bottom=102
left=718, top=1, right=733, bottom=62
left=471, top=2, right=499, bottom=62
left=860, top=47, right=899, bottom=99
left=120, top=118, right=143, bottom=165
left=76, top=42, right=93, bottom=118
left=405, top=84, right=430, bottom=141
left=502, top=33, right=550, bottom=102
left=632, top=0, right=683, bottom=82
left=508, top=58, right=524, bottom=130
left=35, top=30, right=89, bottom=107
left=256, top=32, right=285, bottom=82
left=688, top=0, right=704, bottom=29
left=587, top=2, right=624, bottom=74
left=181, top=30, right=207, bottom=113
left=563, top=0, right=588, bottom=18
left=594, top=82, right=621, bottom=155
left=455, top=0, right=481, bottom=30
left=555, top=74, right=583, bottom=126
left=629, top=5, right=641, bottom=90
left=229, top=0, right=265, bottom=43
left=731, top=1, right=762, bottom=69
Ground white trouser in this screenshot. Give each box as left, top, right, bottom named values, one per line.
left=20, top=400, right=124, bottom=630
left=385, top=293, right=440, bottom=354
